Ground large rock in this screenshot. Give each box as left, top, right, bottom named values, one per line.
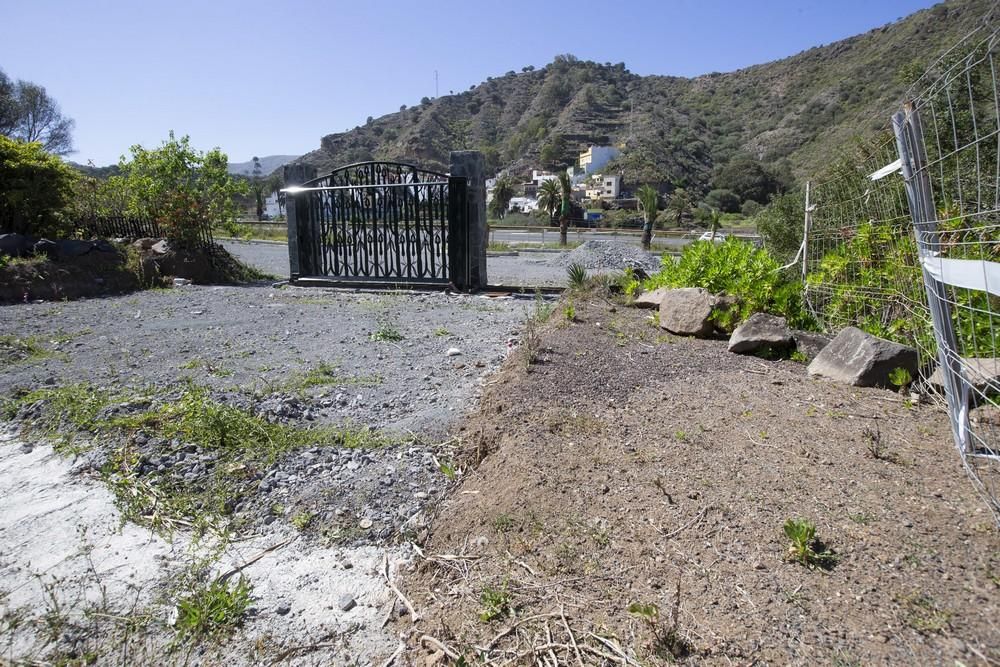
left=793, top=331, right=832, bottom=362
left=807, top=327, right=918, bottom=388
left=633, top=287, right=671, bottom=309
left=929, top=357, right=1000, bottom=394
left=0, top=233, right=33, bottom=258
left=659, top=287, right=716, bottom=337
left=56, top=239, right=96, bottom=258
left=32, top=239, right=58, bottom=259
left=728, top=313, right=794, bottom=355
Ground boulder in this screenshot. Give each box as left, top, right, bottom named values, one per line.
left=150, top=239, right=171, bottom=255
left=728, top=313, right=794, bottom=355
left=32, top=239, right=59, bottom=259
left=659, top=287, right=715, bottom=337
left=807, top=327, right=918, bottom=388
left=929, top=357, right=1000, bottom=394
left=56, top=239, right=95, bottom=258
left=0, top=233, right=33, bottom=258
left=633, top=287, right=671, bottom=309
left=93, top=239, right=116, bottom=253
left=793, top=331, right=832, bottom=362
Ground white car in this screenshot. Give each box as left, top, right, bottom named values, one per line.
left=698, top=231, right=726, bottom=242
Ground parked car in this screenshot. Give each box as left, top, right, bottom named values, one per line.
left=698, top=231, right=727, bottom=242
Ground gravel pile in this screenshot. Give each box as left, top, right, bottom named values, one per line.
left=548, top=240, right=661, bottom=273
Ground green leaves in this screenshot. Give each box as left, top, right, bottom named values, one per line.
left=783, top=518, right=837, bottom=570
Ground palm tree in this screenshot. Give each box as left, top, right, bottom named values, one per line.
left=489, top=175, right=516, bottom=220
left=636, top=184, right=659, bottom=250
left=665, top=187, right=692, bottom=228
left=709, top=208, right=722, bottom=241
left=537, top=178, right=560, bottom=225
left=558, top=171, right=572, bottom=246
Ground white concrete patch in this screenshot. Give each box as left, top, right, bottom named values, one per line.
left=0, top=427, right=407, bottom=664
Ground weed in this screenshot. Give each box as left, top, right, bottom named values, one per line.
left=674, top=430, right=687, bottom=441
left=289, top=362, right=381, bottom=392
left=563, top=302, right=576, bottom=322
left=492, top=514, right=516, bottom=533
left=862, top=423, right=898, bottom=463
left=783, top=518, right=837, bottom=570
left=479, top=582, right=512, bottom=622
left=902, top=593, right=952, bottom=633
left=174, top=576, right=252, bottom=640
left=438, top=460, right=458, bottom=480
left=790, top=350, right=808, bottom=363
left=370, top=323, right=404, bottom=342
left=849, top=512, right=876, bottom=525
left=628, top=582, right=689, bottom=661
left=0, top=334, right=53, bottom=365
left=889, top=366, right=913, bottom=392
left=291, top=511, right=315, bottom=531
left=566, top=262, right=589, bottom=289
left=434, top=327, right=451, bottom=337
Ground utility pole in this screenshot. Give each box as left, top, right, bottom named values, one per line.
left=435, top=70, right=439, bottom=98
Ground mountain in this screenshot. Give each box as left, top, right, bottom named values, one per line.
left=294, top=0, right=993, bottom=193
left=227, top=155, right=299, bottom=177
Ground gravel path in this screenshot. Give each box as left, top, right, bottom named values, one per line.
left=221, top=239, right=661, bottom=289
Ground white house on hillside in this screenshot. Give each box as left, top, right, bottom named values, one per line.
left=579, top=146, right=620, bottom=175
left=264, top=191, right=285, bottom=219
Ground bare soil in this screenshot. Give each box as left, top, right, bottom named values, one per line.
left=399, top=291, right=1000, bottom=665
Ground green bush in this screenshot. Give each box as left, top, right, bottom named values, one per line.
left=0, top=136, right=78, bottom=237
left=644, top=237, right=812, bottom=330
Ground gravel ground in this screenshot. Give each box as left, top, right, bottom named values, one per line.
left=0, top=281, right=536, bottom=664
left=549, top=239, right=663, bottom=273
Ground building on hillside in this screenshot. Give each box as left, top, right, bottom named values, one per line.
left=509, top=196, right=539, bottom=213
left=579, top=146, right=620, bottom=175
left=585, top=174, right=621, bottom=201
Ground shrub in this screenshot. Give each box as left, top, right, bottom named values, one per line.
left=0, top=135, right=78, bottom=237
left=643, top=237, right=812, bottom=330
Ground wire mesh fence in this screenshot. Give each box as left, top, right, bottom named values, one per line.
left=804, top=15, right=1000, bottom=519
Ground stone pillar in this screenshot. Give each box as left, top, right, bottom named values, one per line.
left=282, top=163, right=317, bottom=280
left=449, top=151, right=487, bottom=290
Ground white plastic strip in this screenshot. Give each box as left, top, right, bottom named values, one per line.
left=920, top=253, right=1000, bottom=297
left=868, top=159, right=902, bottom=181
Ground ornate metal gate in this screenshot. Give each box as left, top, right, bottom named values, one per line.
left=284, top=161, right=469, bottom=288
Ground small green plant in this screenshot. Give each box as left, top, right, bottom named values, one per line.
left=291, top=511, right=315, bottom=531
left=479, top=582, right=512, bottom=622
left=0, top=335, right=53, bottom=365
left=434, top=327, right=451, bottom=337
left=888, top=366, right=913, bottom=392
left=563, top=302, right=576, bottom=322
left=370, top=323, right=404, bottom=342
left=566, top=262, right=589, bottom=289
left=902, top=593, right=953, bottom=633
left=620, top=267, right=641, bottom=298
left=174, top=576, right=252, bottom=640
left=628, top=582, right=689, bottom=660
left=438, top=460, right=457, bottom=480
left=789, top=350, right=808, bottom=363
left=862, top=423, right=898, bottom=463
left=783, top=518, right=837, bottom=570
left=492, top=514, right=516, bottom=533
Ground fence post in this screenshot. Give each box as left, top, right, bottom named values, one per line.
left=892, top=102, right=971, bottom=452
left=283, top=164, right=316, bottom=281
left=801, top=181, right=811, bottom=283
left=449, top=151, right=487, bottom=290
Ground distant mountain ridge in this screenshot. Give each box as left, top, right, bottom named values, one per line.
left=293, top=0, right=992, bottom=191
left=227, top=155, right=299, bottom=177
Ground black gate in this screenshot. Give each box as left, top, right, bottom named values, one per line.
left=286, top=161, right=469, bottom=288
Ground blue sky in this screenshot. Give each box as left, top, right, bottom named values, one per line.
left=1, top=0, right=938, bottom=166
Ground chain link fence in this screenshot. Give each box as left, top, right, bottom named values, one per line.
left=803, top=14, right=1000, bottom=519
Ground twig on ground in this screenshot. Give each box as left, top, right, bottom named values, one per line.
left=379, top=643, right=404, bottom=667
left=420, top=634, right=459, bottom=660
left=218, top=536, right=296, bottom=584
left=658, top=506, right=711, bottom=541
left=383, top=554, right=420, bottom=623
left=560, top=605, right=584, bottom=667
left=481, top=612, right=565, bottom=651
left=586, top=632, right=643, bottom=666
left=268, top=641, right=340, bottom=664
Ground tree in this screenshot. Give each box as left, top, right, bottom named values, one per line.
left=0, top=69, right=74, bottom=155
left=537, top=179, right=560, bottom=225
left=489, top=175, right=516, bottom=220
left=713, top=154, right=786, bottom=204
left=557, top=171, right=572, bottom=246
left=636, top=184, right=659, bottom=250
left=755, top=191, right=804, bottom=261
left=0, top=136, right=78, bottom=237
left=249, top=156, right=265, bottom=220
left=117, top=132, right=248, bottom=245
left=704, top=188, right=740, bottom=213
left=665, top=188, right=692, bottom=227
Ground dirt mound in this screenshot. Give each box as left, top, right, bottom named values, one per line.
left=548, top=239, right=662, bottom=273
left=398, top=292, right=1000, bottom=665
left=0, top=239, right=270, bottom=303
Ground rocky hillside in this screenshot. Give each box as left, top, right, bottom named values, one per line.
left=295, top=0, right=992, bottom=191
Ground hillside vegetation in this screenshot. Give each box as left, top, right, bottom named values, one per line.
left=295, top=0, right=990, bottom=191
